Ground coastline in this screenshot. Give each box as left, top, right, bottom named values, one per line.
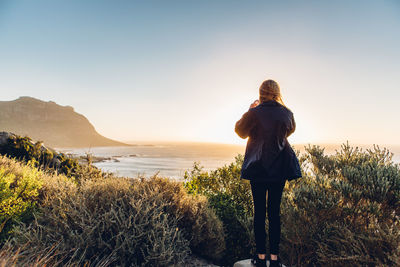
left=57, top=142, right=400, bottom=179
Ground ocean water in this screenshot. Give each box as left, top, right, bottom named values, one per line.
left=58, top=142, right=400, bottom=180
left=59, top=142, right=245, bottom=179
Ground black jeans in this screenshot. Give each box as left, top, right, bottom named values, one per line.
left=251, top=180, right=286, bottom=255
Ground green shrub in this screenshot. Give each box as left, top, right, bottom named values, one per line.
left=281, top=144, right=400, bottom=266
left=184, top=155, right=253, bottom=215
left=0, top=156, right=44, bottom=243
left=0, top=135, right=82, bottom=179
left=207, top=192, right=254, bottom=265
left=184, top=155, right=254, bottom=266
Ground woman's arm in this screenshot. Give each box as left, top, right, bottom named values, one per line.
left=235, top=108, right=256, bottom=139
left=287, top=113, right=296, bottom=137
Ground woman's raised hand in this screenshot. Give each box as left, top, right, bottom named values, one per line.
left=250, top=100, right=260, bottom=109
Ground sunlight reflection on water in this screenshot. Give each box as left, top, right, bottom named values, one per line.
left=58, top=143, right=400, bottom=180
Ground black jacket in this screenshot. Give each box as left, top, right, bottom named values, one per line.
left=235, top=100, right=301, bottom=182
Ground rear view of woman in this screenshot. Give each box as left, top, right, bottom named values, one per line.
left=235, top=80, right=301, bottom=267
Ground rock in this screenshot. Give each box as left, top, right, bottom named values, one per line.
left=0, top=131, right=16, bottom=145
left=233, top=259, right=287, bottom=267
left=184, top=254, right=219, bottom=267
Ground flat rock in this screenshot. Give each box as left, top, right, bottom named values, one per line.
left=233, top=259, right=287, bottom=267
left=184, top=254, right=219, bottom=266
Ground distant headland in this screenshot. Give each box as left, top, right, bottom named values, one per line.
left=0, top=96, right=129, bottom=148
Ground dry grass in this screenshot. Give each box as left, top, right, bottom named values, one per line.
left=0, top=243, right=114, bottom=267
left=1, top=155, right=225, bottom=266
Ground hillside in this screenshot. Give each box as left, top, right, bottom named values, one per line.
left=0, top=96, right=128, bottom=148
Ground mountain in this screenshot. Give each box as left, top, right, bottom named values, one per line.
left=0, top=96, right=128, bottom=148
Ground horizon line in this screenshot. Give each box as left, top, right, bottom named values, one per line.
left=119, top=140, right=400, bottom=148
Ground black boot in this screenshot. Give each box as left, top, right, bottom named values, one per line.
left=251, top=254, right=267, bottom=267
left=269, top=256, right=282, bottom=267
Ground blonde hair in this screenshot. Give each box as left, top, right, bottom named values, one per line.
left=259, top=79, right=285, bottom=106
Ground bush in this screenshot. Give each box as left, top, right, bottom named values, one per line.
left=280, top=144, right=400, bottom=266
left=1, top=153, right=224, bottom=266
left=0, top=135, right=82, bottom=179
left=8, top=173, right=224, bottom=266
left=0, top=156, right=45, bottom=243
left=141, top=177, right=225, bottom=261
left=184, top=144, right=400, bottom=266
left=184, top=155, right=254, bottom=266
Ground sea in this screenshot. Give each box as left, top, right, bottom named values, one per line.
left=58, top=142, right=400, bottom=180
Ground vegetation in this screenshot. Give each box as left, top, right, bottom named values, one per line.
left=184, top=143, right=400, bottom=266
left=1, top=139, right=399, bottom=266
left=0, top=135, right=81, bottom=178
left=281, top=144, right=400, bottom=266
left=0, top=158, right=44, bottom=243
left=184, top=156, right=255, bottom=265
left=0, top=155, right=223, bottom=266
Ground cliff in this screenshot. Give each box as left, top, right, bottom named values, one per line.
left=0, top=96, right=128, bottom=148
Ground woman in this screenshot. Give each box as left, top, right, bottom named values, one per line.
left=235, top=80, right=301, bottom=267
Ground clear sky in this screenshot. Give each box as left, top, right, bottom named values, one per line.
left=1, top=0, right=399, bottom=145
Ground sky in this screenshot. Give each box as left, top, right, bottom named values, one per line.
left=0, top=0, right=399, bottom=145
